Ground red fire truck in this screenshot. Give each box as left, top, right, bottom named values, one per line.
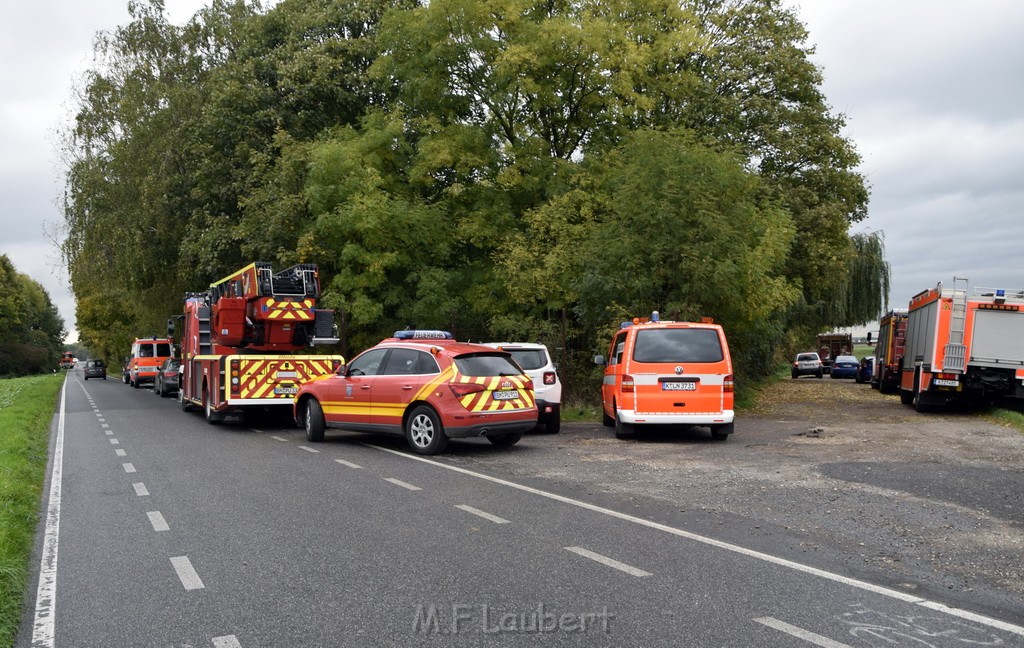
left=900, top=278, right=1024, bottom=411
left=872, top=309, right=907, bottom=393
left=171, top=262, right=343, bottom=423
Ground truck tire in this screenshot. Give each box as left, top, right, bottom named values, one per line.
left=305, top=398, right=325, bottom=443
left=405, top=405, right=448, bottom=455
left=203, top=388, right=222, bottom=425
left=180, top=389, right=194, bottom=412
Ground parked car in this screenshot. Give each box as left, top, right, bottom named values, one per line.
left=121, top=357, right=131, bottom=384
left=154, top=357, right=181, bottom=397
left=830, top=355, right=860, bottom=379
left=294, top=331, right=538, bottom=455
left=481, top=342, right=561, bottom=433
left=792, top=352, right=824, bottom=379
left=83, top=359, right=106, bottom=380
left=855, top=356, right=875, bottom=384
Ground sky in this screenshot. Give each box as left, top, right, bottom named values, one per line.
left=1, top=1, right=1022, bottom=344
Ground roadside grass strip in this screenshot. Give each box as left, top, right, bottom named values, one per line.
left=0, top=374, right=63, bottom=646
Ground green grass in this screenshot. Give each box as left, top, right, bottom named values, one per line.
left=0, top=373, right=63, bottom=646
left=981, top=407, right=1024, bottom=434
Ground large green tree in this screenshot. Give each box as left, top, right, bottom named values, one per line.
left=0, top=255, right=66, bottom=376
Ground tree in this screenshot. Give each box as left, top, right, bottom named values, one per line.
left=0, top=255, right=66, bottom=376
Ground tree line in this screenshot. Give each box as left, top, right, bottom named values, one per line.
left=0, top=255, right=66, bottom=377
left=60, top=0, right=888, bottom=398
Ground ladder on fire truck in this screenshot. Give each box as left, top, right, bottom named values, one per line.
left=943, top=276, right=968, bottom=372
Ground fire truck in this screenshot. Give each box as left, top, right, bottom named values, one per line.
left=900, top=277, right=1024, bottom=411
left=871, top=309, right=907, bottom=393
left=171, top=262, right=343, bottom=423
left=59, top=351, right=75, bottom=370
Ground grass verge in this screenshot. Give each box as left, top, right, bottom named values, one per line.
left=981, top=406, right=1024, bottom=435
left=0, top=373, right=63, bottom=646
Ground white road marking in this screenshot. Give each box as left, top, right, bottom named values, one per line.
left=98, top=418, right=105, bottom=423
left=105, top=431, right=113, bottom=436
left=298, top=445, right=320, bottom=453
left=109, top=438, right=119, bottom=445
left=362, top=442, right=1024, bottom=637
left=212, top=636, right=242, bottom=648
left=753, top=617, right=853, bottom=648
left=147, top=511, right=170, bottom=532
left=122, top=463, right=136, bottom=473
left=170, top=556, right=205, bottom=590
left=270, top=435, right=287, bottom=442
left=455, top=504, right=510, bottom=524
left=565, top=546, right=651, bottom=577
left=334, top=459, right=363, bottom=469
left=384, top=477, right=422, bottom=491
left=31, top=376, right=67, bottom=647
left=133, top=483, right=150, bottom=497
left=115, top=449, right=127, bottom=457
left=100, top=423, right=108, bottom=428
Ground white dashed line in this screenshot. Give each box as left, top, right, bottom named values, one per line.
left=115, top=449, right=127, bottom=457
left=147, top=511, right=170, bottom=532
left=270, top=435, right=287, bottom=442
left=455, top=504, right=510, bottom=524
left=753, top=617, right=853, bottom=648
left=122, top=463, right=136, bottom=474
left=170, top=556, right=205, bottom=590
left=212, top=636, right=242, bottom=648
left=133, top=483, right=150, bottom=497
left=105, top=431, right=113, bottom=436
left=98, top=418, right=105, bottom=423
left=384, top=478, right=422, bottom=491
left=100, top=423, right=109, bottom=428
left=298, top=445, right=320, bottom=453
left=565, top=547, right=652, bottom=577
left=334, top=459, right=362, bottom=469
left=109, top=439, right=119, bottom=445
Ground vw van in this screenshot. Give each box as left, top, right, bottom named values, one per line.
left=127, top=337, right=173, bottom=389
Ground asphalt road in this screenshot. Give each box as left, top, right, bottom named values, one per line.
left=16, top=373, right=1024, bottom=647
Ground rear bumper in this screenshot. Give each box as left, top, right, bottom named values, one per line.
left=618, top=410, right=734, bottom=426
left=445, top=417, right=537, bottom=438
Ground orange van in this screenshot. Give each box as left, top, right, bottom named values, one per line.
left=595, top=313, right=734, bottom=441
left=127, top=337, right=173, bottom=389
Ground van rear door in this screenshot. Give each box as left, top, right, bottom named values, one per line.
left=629, top=326, right=729, bottom=418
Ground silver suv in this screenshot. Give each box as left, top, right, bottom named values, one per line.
left=792, top=352, right=824, bottom=379
left=482, top=343, right=562, bottom=433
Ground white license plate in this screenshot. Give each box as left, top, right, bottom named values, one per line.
left=492, top=390, right=520, bottom=401
left=274, top=386, right=298, bottom=395
left=662, top=382, right=697, bottom=391
left=933, top=379, right=959, bottom=387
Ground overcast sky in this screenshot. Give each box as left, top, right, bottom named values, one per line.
left=1, top=1, right=1022, bottom=344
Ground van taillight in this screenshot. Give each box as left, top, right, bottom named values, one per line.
left=723, top=375, right=734, bottom=393
left=621, top=375, right=634, bottom=393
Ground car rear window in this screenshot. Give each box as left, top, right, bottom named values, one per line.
left=797, top=353, right=819, bottom=362
left=633, top=328, right=724, bottom=363
left=506, top=349, right=548, bottom=371
left=455, top=353, right=523, bottom=377
left=137, top=343, right=171, bottom=358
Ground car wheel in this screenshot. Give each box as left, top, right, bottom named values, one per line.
left=791, top=371, right=798, bottom=379
left=305, top=398, right=325, bottom=442
left=488, top=432, right=523, bottom=447
left=544, top=415, right=561, bottom=434
left=614, top=406, right=634, bottom=440
left=710, top=422, right=733, bottom=441
left=204, top=388, right=222, bottom=425
left=406, top=405, right=448, bottom=455
left=816, top=371, right=823, bottom=378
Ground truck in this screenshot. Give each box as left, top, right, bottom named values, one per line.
left=59, top=351, right=75, bottom=370
left=816, top=332, right=854, bottom=374
left=871, top=310, right=907, bottom=393
left=900, top=277, right=1024, bottom=411
left=171, top=262, right=343, bottom=423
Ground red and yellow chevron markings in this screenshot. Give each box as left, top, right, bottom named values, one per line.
left=235, top=357, right=337, bottom=400
left=263, top=298, right=315, bottom=321
left=452, top=373, right=535, bottom=412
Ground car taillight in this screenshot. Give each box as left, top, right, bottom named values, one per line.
left=724, top=374, right=734, bottom=393
left=621, top=375, right=634, bottom=393
left=523, top=378, right=534, bottom=392
left=449, top=382, right=487, bottom=398
left=543, top=371, right=556, bottom=385
left=793, top=362, right=799, bottom=367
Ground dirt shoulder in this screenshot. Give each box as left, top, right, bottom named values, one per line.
left=443, top=378, right=1024, bottom=622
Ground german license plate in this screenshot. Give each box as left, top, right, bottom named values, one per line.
left=933, top=379, right=959, bottom=387
left=662, top=382, right=696, bottom=391
left=274, top=386, right=298, bottom=395
left=493, top=390, right=520, bottom=400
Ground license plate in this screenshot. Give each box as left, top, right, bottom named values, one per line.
left=276, top=371, right=298, bottom=379
left=493, top=390, right=520, bottom=401
left=933, top=379, right=959, bottom=387
left=662, top=382, right=696, bottom=391
left=274, top=386, right=298, bottom=395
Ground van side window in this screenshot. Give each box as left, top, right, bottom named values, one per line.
left=612, top=333, right=627, bottom=366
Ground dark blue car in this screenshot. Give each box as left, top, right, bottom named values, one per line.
left=855, top=356, right=874, bottom=384
left=830, top=355, right=860, bottom=379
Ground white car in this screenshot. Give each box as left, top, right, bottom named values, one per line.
left=482, top=342, right=562, bottom=433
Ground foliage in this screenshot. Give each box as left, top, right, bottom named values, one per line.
left=0, top=256, right=66, bottom=377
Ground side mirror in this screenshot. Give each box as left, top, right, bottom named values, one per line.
left=867, top=332, right=873, bottom=344
left=594, top=355, right=606, bottom=366
left=335, top=364, right=347, bottom=376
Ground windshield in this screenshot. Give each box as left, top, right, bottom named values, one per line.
left=633, top=328, right=723, bottom=363
left=455, top=353, right=523, bottom=377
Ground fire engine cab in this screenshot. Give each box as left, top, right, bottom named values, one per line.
left=900, top=278, right=1024, bottom=411
left=171, top=262, right=343, bottom=423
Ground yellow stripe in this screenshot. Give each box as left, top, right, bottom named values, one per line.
left=210, top=263, right=257, bottom=289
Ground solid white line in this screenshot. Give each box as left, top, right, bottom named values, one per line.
left=753, top=617, right=853, bottom=648
left=31, top=376, right=67, bottom=647
left=565, top=546, right=652, bottom=577
left=122, top=463, right=136, bottom=473
left=270, top=435, right=287, bottom=442
left=115, top=449, right=127, bottom=457
left=170, top=556, right=205, bottom=590
left=334, top=459, right=363, bottom=469
left=384, top=477, right=422, bottom=491
left=133, top=482, right=150, bottom=497
left=212, top=636, right=242, bottom=648
left=455, top=504, right=510, bottom=524
left=147, top=511, right=170, bottom=532
left=109, top=438, right=119, bottom=445
left=361, top=442, right=1024, bottom=637
left=298, top=445, right=320, bottom=453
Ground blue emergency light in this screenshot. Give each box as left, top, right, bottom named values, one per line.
left=393, top=330, right=454, bottom=340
